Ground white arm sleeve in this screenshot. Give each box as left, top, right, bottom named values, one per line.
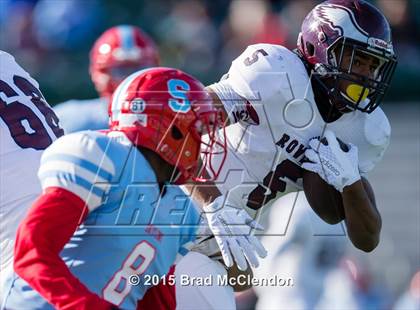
left=208, top=79, right=249, bottom=125
left=208, top=77, right=261, bottom=126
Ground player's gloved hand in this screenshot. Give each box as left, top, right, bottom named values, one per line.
left=204, top=196, right=267, bottom=271
left=302, top=130, right=361, bottom=192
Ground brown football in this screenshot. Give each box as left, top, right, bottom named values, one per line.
left=302, top=136, right=347, bottom=224
left=303, top=169, right=345, bottom=224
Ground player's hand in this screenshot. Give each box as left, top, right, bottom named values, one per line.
left=302, top=130, right=360, bottom=192
left=204, top=196, right=267, bottom=271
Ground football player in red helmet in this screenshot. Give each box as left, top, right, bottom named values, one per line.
left=91, top=26, right=160, bottom=99
left=6, top=67, right=233, bottom=309
left=109, top=67, right=227, bottom=183
left=54, top=25, right=160, bottom=133
left=112, top=69, right=263, bottom=310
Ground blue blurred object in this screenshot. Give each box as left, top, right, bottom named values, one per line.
left=0, top=0, right=35, bottom=25
left=32, top=0, right=103, bottom=50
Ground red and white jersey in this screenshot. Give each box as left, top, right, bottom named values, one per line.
left=209, top=44, right=390, bottom=210
left=0, top=51, right=63, bottom=281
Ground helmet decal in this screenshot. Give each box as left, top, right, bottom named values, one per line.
left=113, top=26, right=142, bottom=62
left=167, top=79, right=192, bottom=113
left=367, top=37, right=394, bottom=54
left=110, top=69, right=147, bottom=127
left=129, top=98, right=146, bottom=113
left=117, top=25, right=136, bottom=51
left=316, top=4, right=368, bottom=42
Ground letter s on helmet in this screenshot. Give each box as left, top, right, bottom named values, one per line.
left=297, top=0, right=397, bottom=113
left=109, top=67, right=227, bottom=184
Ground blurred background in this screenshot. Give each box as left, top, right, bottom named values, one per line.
left=1, top=0, right=419, bottom=104
left=0, top=0, right=419, bottom=309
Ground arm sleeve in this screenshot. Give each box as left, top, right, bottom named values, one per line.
left=208, top=44, right=297, bottom=126
left=208, top=79, right=259, bottom=126
left=13, top=187, right=116, bottom=310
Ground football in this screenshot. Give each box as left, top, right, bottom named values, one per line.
left=303, top=169, right=345, bottom=224
left=302, top=136, right=347, bottom=224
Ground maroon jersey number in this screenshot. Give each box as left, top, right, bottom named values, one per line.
left=243, top=49, right=268, bottom=66
left=247, top=159, right=302, bottom=209
left=0, top=76, right=64, bottom=150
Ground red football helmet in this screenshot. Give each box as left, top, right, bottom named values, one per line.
left=90, top=25, right=160, bottom=98
left=109, top=67, right=227, bottom=184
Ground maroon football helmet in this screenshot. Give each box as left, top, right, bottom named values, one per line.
left=297, top=0, right=397, bottom=113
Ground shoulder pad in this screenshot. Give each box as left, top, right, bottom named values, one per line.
left=360, top=107, right=391, bottom=173
left=38, top=131, right=118, bottom=210
left=227, top=44, right=310, bottom=101
left=364, top=107, right=391, bottom=147
left=0, top=51, right=39, bottom=88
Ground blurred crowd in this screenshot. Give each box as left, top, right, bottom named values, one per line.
left=233, top=193, right=420, bottom=310
left=0, top=0, right=419, bottom=309
left=1, top=0, right=419, bottom=104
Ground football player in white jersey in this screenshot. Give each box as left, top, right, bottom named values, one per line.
left=54, top=25, right=159, bottom=133
left=0, top=51, right=64, bottom=295
left=184, top=0, right=398, bottom=273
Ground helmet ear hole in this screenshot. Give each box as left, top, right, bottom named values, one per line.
left=297, top=32, right=304, bottom=49
left=306, top=42, right=315, bottom=56
left=171, top=126, right=184, bottom=140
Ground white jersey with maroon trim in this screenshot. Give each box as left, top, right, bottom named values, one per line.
left=209, top=44, right=390, bottom=210
left=0, top=51, right=63, bottom=287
